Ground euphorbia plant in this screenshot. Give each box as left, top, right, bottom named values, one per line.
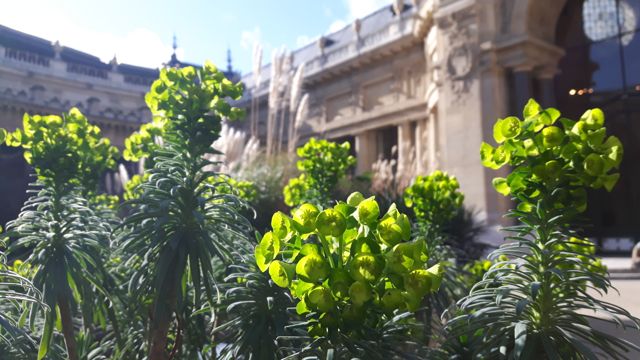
left=448, top=99, right=638, bottom=358
left=1, top=109, right=119, bottom=360
left=283, top=138, right=356, bottom=208
left=257, top=192, right=443, bottom=357
left=403, top=171, right=466, bottom=342
left=118, top=62, right=251, bottom=359
left=404, top=171, right=464, bottom=249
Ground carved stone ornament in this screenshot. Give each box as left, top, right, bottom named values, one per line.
left=352, top=18, right=362, bottom=38
left=447, top=45, right=472, bottom=78
left=445, top=22, right=476, bottom=99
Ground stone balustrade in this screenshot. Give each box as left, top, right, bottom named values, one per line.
left=0, top=45, right=156, bottom=92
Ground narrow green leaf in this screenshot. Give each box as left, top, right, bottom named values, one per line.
left=38, top=312, right=54, bottom=360
left=514, top=321, right=527, bottom=359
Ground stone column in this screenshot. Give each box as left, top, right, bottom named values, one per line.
left=537, top=67, right=558, bottom=107
left=512, top=66, right=534, bottom=112
left=355, top=130, right=377, bottom=174
left=397, top=121, right=415, bottom=189
left=415, top=118, right=428, bottom=175
left=426, top=111, right=438, bottom=171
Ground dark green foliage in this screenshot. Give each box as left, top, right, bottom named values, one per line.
left=0, top=246, right=46, bottom=356
left=4, top=186, right=115, bottom=359
left=441, top=207, right=487, bottom=263
left=278, top=311, right=433, bottom=359
left=214, top=255, right=293, bottom=359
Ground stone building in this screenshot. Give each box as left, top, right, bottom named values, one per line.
left=0, top=1, right=638, bottom=248
left=0, top=25, right=238, bottom=225
left=240, top=0, right=640, bottom=247
left=0, top=24, right=155, bottom=225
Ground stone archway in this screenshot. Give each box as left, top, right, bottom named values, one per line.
left=508, top=0, right=569, bottom=43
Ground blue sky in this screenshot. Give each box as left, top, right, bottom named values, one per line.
left=1, top=0, right=390, bottom=74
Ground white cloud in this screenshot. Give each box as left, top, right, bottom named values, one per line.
left=296, top=35, right=315, bottom=48
left=344, top=0, right=390, bottom=20
left=240, top=27, right=262, bottom=50
left=328, top=19, right=347, bottom=33
left=0, top=1, right=178, bottom=68
left=112, top=28, right=183, bottom=68
left=323, top=0, right=389, bottom=36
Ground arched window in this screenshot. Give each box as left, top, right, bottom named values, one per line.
left=555, top=0, right=640, bottom=250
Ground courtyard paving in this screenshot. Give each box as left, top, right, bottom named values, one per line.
left=587, top=257, right=640, bottom=355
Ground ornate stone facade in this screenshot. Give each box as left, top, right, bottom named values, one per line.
left=1, top=0, right=638, bottom=246
left=0, top=28, right=158, bottom=146
left=0, top=25, right=160, bottom=225
left=240, top=0, right=640, bottom=246
left=0, top=25, right=242, bottom=226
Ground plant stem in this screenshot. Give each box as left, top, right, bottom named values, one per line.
left=318, top=233, right=335, bottom=268
left=424, top=297, right=433, bottom=346
left=149, top=260, right=179, bottom=360
left=58, top=296, right=79, bottom=360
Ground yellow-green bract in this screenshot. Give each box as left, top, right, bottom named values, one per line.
left=403, top=170, right=464, bottom=228
left=481, top=98, right=623, bottom=212
left=283, top=138, right=356, bottom=207
left=1, top=108, right=118, bottom=190
left=123, top=61, right=245, bottom=163
left=255, top=192, right=444, bottom=337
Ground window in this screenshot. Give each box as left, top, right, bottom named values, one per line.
left=555, top=0, right=640, bottom=248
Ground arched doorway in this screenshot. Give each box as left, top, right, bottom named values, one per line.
left=555, top=0, right=640, bottom=251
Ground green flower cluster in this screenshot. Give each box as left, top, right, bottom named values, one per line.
left=283, top=174, right=311, bottom=208
left=208, top=175, right=257, bottom=202
left=125, top=61, right=245, bottom=160
left=123, top=117, right=166, bottom=162
left=403, top=170, right=464, bottom=228
left=284, top=138, right=356, bottom=207
left=123, top=174, right=149, bottom=201
left=256, top=192, right=443, bottom=336
left=1, top=108, right=118, bottom=189
left=481, top=99, right=622, bottom=212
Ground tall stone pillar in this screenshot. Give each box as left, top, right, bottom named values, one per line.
left=355, top=130, right=377, bottom=174
left=397, top=122, right=415, bottom=188
left=537, top=68, right=558, bottom=107
left=415, top=118, right=428, bottom=175
left=513, top=67, right=534, bottom=112
left=426, top=111, right=438, bottom=171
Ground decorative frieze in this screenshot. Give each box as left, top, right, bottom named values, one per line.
left=66, top=62, right=109, bottom=79
left=4, top=47, right=50, bottom=67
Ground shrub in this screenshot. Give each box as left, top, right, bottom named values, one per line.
left=256, top=192, right=443, bottom=356
left=283, top=138, right=356, bottom=208
left=448, top=99, right=638, bottom=359
left=404, top=170, right=464, bottom=236
left=1, top=109, right=119, bottom=360
left=0, top=234, right=47, bottom=357
left=117, top=62, right=252, bottom=359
